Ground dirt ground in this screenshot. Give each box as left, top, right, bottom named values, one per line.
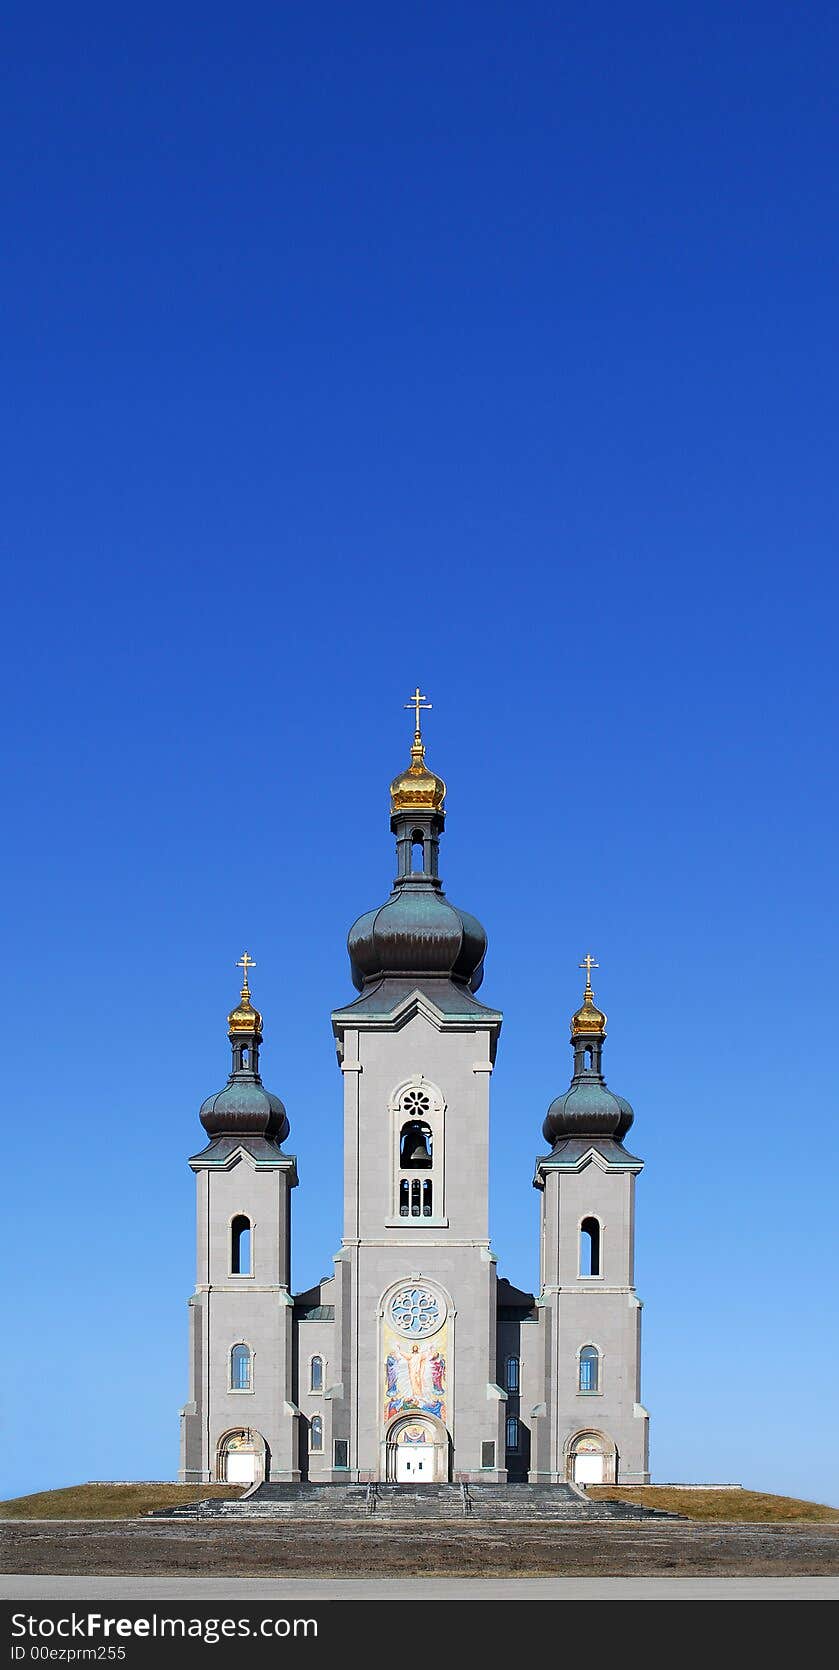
left=3, top=1519, right=838, bottom=1577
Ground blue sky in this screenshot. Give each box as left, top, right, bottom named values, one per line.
left=2, top=2, right=838, bottom=1505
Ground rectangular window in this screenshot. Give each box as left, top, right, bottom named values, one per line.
left=333, top=1439, right=349, bottom=1469
left=481, top=1441, right=496, bottom=1469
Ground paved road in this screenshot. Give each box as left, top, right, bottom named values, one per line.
left=2, top=1575, right=838, bottom=1599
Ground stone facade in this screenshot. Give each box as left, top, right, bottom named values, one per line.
left=179, top=724, right=650, bottom=1487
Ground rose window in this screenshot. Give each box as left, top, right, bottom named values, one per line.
left=389, top=1285, right=443, bottom=1337
left=400, top=1087, right=431, bottom=1117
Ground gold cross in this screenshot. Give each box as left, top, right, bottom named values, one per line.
left=579, top=953, right=599, bottom=987
left=236, top=951, right=257, bottom=992
left=404, top=686, right=432, bottom=735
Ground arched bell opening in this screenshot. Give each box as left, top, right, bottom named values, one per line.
left=399, top=1120, right=433, bottom=1168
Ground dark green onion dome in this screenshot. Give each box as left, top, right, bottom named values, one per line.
left=347, top=719, right=487, bottom=993
left=542, top=966, right=634, bottom=1145
left=199, top=962, right=290, bottom=1143
left=348, top=893, right=487, bottom=991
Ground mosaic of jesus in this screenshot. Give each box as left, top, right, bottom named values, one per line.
left=385, top=1338, right=446, bottom=1422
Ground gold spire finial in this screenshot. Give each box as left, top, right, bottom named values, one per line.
left=404, top=686, right=432, bottom=740
left=390, top=688, right=446, bottom=812
left=572, top=954, right=606, bottom=1037
left=229, top=952, right=262, bottom=1035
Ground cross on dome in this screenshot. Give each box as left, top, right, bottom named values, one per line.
left=404, top=686, right=432, bottom=737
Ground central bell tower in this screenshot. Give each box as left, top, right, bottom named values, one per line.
left=329, top=692, right=507, bottom=1482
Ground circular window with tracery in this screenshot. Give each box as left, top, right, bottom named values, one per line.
left=389, top=1285, right=445, bottom=1337
left=400, top=1087, right=431, bottom=1117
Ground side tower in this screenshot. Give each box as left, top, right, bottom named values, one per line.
left=530, top=961, right=650, bottom=1484
left=328, top=694, right=507, bottom=1483
left=179, top=958, right=299, bottom=1485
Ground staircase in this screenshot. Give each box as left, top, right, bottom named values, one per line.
left=147, top=1481, right=679, bottom=1522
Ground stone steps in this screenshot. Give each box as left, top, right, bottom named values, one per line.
left=147, top=1482, right=679, bottom=1523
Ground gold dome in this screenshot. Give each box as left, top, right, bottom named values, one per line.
left=390, top=735, right=447, bottom=813
left=228, top=953, right=263, bottom=1035
left=571, top=956, right=607, bottom=1036
left=228, top=993, right=263, bottom=1035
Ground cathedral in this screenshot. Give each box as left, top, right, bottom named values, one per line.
left=179, top=695, right=650, bottom=1489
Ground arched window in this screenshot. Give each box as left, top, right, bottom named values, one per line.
left=580, top=1217, right=601, bottom=1277
left=505, top=1356, right=519, bottom=1393
left=411, top=833, right=425, bottom=872
left=309, top=1415, right=323, bottom=1452
left=310, top=1355, right=324, bottom=1393
left=392, top=1080, right=444, bottom=1224
left=579, top=1345, right=600, bottom=1393
left=230, top=1344, right=252, bottom=1391
left=506, top=1416, right=520, bottom=1452
left=231, top=1216, right=252, bottom=1276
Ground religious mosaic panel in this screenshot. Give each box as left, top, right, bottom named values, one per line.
left=383, top=1284, right=447, bottom=1425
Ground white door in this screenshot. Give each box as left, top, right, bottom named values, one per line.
left=573, top=1454, right=604, bottom=1484
left=396, top=1445, right=434, bottom=1481
left=226, top=1451, right=257, bottom=1484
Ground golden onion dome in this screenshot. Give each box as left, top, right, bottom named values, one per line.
left=390, top=735, right=447, bottom=813
left=228, top=954, right=263, bottom=1035
left=571, top=966, right=607, bottom=1037
left=228, top=993, right=263, bottom=1034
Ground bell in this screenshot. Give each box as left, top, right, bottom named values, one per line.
left=400, top=1122, right=432, bottom=1167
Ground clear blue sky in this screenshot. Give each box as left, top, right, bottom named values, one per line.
left=2, top=2, right=838, bottom=1505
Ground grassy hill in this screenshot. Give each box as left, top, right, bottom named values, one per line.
left=1, top=1481, right=837, bottom=1521
left=0, top=1483, right=244, bottom=1519
left=587, top=1486, right=839, bottom=1521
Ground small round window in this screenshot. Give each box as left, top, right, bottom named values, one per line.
left=400, top=1087, right=431, bottom=1117
left=389, top=1285, right=444, bottom=1337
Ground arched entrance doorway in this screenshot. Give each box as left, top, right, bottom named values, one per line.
left=384, top=1414, right=449, bottom=1483
left=565, top=1429, right=617, bottom=1485
left=216, top=1427, right=268, bottom=1485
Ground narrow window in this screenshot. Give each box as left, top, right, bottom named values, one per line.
left=334, top=1439, right=349, bottom=1468
left=584, top=1047, right=592, bottom=1068
left=411, top=1179, right=421, bottom=1216
left=579, top=1345, right=599, bottom=1393
left=399, top=1179, right=409, bottom=1217
left=422, top=1178, right=433, bottom=1216
left=506, top=1416, right=519, bottom=1452
left=231, top=1216, right=252, bottom=1276
left=230, top=1343, right=251, bottom=1391
left=481, top=1441, right=496, bottom=1468
left=580, top=1218, right=601, bottom=1277
left=310, top=1355, right=323, bottom=1393
left=411, top=834, right=424, bottom=872
left=241, top=1047, right=249, bottom=1068
left=506, top=1356, right=519, bottom=1393
left=309, top=1415, right=323, bottom=1452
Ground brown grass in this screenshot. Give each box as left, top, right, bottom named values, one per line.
left=1, top=1482, right=837, bottom=1525
left=0, top=1484, right=244, bottom=1520
left=587, top=1486, right=839, bottom=1522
